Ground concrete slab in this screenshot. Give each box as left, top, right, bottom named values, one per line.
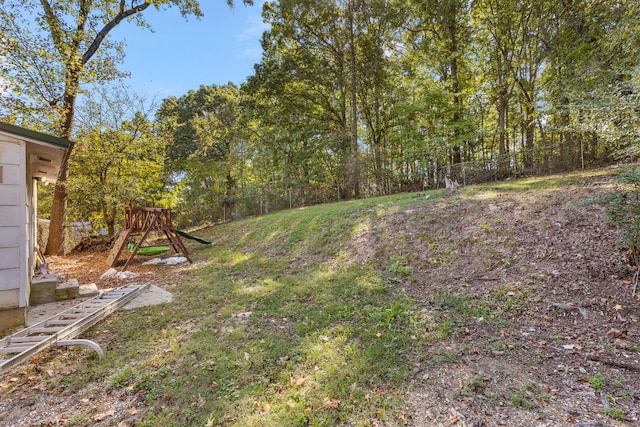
left=121, top=285, right=173, bottom=310
left=27, top=298, right=91, bottom=327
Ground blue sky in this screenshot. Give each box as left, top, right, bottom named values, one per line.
left=111, top=1, right=269, bottom=100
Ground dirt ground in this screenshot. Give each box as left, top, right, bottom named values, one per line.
left=44, top=250, right=171, bottom=291
left=370, top=179, right=640, bottom=427
left=1, top=173, right=639, bottom=426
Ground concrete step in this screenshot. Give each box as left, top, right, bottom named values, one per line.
left=30, top=275, right=81, bottom=305
left=55, top=279, right=79, bottom=301
left=30, top=274, right=59, bottom=305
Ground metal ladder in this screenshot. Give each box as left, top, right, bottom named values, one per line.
left=0, top=284, right=149, bottom=375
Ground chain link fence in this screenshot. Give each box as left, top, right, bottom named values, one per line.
left=174, top=140, right=612, bottom=228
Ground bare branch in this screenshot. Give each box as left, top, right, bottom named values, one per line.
left=82, top=1, right=151, bottom=65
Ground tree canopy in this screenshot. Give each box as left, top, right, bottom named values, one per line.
left=3, top=0, right=640, bottom=235
left=0, top=0, right=245, bottom=254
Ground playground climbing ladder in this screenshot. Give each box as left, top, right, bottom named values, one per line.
left=0, top=284, right=149, bottom=375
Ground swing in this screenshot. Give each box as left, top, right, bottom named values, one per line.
left=127, top=243, right=171, bottom=256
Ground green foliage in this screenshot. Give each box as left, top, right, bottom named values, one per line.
left=68, top=86, right=167, bottom=234
left=155, top=83, right=255, bottom=226
left=508, top=382, right=548, bottom=411
left=601, top=167, right=640, bottom=295
left=588, top=372, right=606, bottom=391
left=389, top=254, right=412, bottom=276
left=601, top=407, right=626, bottom=421
left=4, top=0, right=640, bottom=234
left=603, top=168, right=640, bottom=251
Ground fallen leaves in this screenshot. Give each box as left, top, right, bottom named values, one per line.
left=290, top=375, right=309, bottom=387
left=93, top=409, right=115, bottom=422
left=607, top=328, right=626, bottom=338
left=323, top=397, right=341, bottom=410
left=192, top=394, right=206, bottom=408
left=259, top=403, right=271, bottom=414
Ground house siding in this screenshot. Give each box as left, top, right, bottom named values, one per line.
left=0, top=123, right=72, bottom=333
left=0, top=137, right=27, bottom=314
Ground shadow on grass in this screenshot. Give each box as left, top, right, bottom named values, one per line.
left=79, top=191, right=449, bottom=426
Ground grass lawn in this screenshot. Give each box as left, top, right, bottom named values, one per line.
left=77, top=192, right=446, bottom=426
left=5, top=167, right=639, bottom=427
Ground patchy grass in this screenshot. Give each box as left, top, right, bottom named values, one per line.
left=3, top=168, right=640, bottom=427
left=31, top=190, right=444, bottom=426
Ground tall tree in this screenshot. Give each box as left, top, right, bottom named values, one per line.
left=473, top=0, right=518, bottom=174
left=541, top=0, right=640, bottom=168
left=404, top=0, right=475, bottom=181
left=69, top=85, right=166, bottom=236
left=156, top=84, right=249, bottom=223
left=0, top=0, right=252, bottom=254
left=259, top=0, right=363, bottom=199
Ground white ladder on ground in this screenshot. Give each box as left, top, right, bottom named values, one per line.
left=0, top=284, right=149, bottom=375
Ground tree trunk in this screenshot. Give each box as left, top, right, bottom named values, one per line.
left=497, top=88, right=509, bottom=175
left=348, top=0, right=360, bottom=198
left=524, top=104, right=535, bottom=169
left=105, top=204, right=117, bottom=238
left=448, top=20, right=462, bottom=166
left=45, top=85, right=77, bottom=255
left=560, top=97, right=574, bottom=170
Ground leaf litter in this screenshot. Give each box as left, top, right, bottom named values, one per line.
left=371, top=182, right=640, bottom=426
left=0, top=172, right=639, bottom=426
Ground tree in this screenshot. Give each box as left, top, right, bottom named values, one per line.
left=156, top=83, right=249, bottom=223
left=69, top=85, right=166, bottom=237
left=541, top=0, right=640, bottom=168
left=263, top=0, right=357, bottom=198
left=0, top=0, right=251, bottom=254
left=407, top=0, right=473, bottom=167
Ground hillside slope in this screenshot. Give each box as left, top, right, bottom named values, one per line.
left=1, top=169, right=639, bottom=427
left=380, top=174, right=640, bottom=426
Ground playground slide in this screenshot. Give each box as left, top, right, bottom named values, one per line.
left=176, top=229, right=212, bottom=245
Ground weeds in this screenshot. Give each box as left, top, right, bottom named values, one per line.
left=508, top=382, right=548, bottom=410
left=598, top=166, right=640, bottom=296
left=588, top=372, right=606, bottom=391
left=601, top=407, right=626, bottom=421
left=389, top=254, right=412, bottom=276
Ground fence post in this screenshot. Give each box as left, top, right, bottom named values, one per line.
left=462, top=164, right=466, bottom=187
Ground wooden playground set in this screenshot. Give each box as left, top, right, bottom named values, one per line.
left=106, top=204, right=210, bottom=271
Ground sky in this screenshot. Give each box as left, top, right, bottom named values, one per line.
left=110, top=1, right=269, bottom=100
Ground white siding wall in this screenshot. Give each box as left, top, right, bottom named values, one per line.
left=0, top=138, right=27, bottom=309
left=26, top=153, right=36, bottom=304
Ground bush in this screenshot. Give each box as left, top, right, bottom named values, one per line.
left=602, top=167, right=640, bottom=295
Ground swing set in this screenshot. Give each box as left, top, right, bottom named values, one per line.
left=106, top=205, right=193, bottom=271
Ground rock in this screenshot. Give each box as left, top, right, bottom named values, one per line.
left=78, top=283, right=99, bottom=298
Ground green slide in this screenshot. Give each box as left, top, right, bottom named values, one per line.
left=176, top=229, right=212, bottom=245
